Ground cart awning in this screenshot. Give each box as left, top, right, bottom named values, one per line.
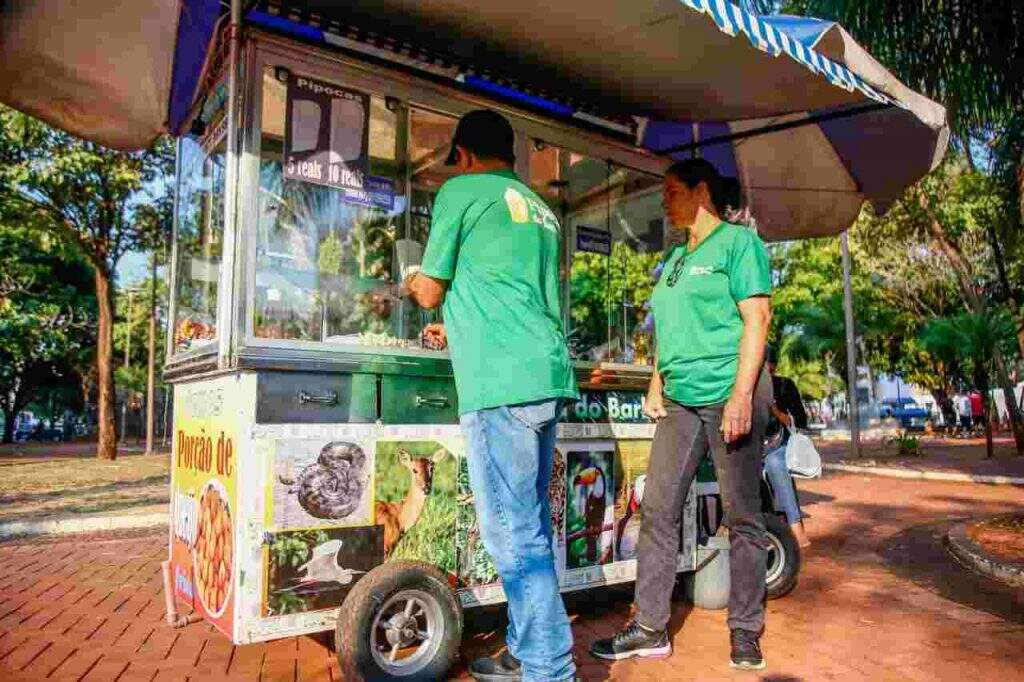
left=0, top=0, right=221, bottom=152
left=0, top=0, right=947, bottom=238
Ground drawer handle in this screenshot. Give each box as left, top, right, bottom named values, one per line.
left=298, top=390, right=338, bottom=406
left=415, top=395, right=449, bottom=409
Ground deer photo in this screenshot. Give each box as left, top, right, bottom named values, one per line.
left=376, top=447, right=447, bottom=558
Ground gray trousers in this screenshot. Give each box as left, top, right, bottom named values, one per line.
left=635, top=372, right=771, bottom=633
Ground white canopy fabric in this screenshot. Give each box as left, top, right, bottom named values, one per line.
left=0, top=0, right=181, bottom=151
left=0, top=1, right=949, bottom=239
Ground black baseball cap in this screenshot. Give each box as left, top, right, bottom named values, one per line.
left=444, top=109, right=516, bottom=166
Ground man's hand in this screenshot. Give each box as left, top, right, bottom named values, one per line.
left=721, top=392, right=753, bottom=443
left=644, top=390, right=668, bottom=421
left=421, top=322, right=447, bottom=350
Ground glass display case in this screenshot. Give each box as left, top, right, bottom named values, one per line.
left=167, top=36, right=668, bottom=377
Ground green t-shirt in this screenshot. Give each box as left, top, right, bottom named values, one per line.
left=420, top=169, right=579, bottom=414
left=651, top=222, right=770, bottom=406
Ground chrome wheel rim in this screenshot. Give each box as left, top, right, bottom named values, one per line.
left=765, top=530, right=786, bottom=585
left=369, top=588, right=444, bottom=676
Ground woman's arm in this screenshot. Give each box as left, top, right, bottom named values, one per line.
left=644, top=353, right=668, bottom=421
left=722, top=296, right=772, bottom=443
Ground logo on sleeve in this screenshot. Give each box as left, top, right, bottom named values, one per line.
left=504, top=188, right=530, bottom=223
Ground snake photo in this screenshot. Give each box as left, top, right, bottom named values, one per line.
left=285, top=441, right=368, bottom=520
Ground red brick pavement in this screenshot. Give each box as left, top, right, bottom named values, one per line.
left=1, top=473, right=1022, bottom=681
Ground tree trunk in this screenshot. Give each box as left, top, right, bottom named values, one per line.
left=919, top=191, right=1024, bottom=455
left=983, top=220, right=1024, bottom=358
left=95, top=268, right=117, bottom=460
left=2, top=409, right=15, bottom=444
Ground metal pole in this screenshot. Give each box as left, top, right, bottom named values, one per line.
left=125, top=290, right=133, bottom=366
left=840, top=231, right=860, bottom=457
left=145, top=252, right=157, bottom=455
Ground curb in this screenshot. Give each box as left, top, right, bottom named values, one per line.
left=0, top=512, right=168, bottom=539
left=946, top=520, right=1024, bottom=589
left=823, top=463, right=1024, bottom=486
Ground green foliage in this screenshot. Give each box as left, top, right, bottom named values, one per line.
left=114, top=276, right=169, bottom=371
left=267, top=529, right=330, bottom=615
left=0, top=221, right=95, bottom=436
left=569, top=242, right=661, bottom=358
left=0, top=106, right=174, bottom=274
left=0, top=106, right=174, bottom=454
left=919, top=310, right=1016, bottom=389
left=786, top=1, right=1024, bottom=130
left=885, top=432, right=921, bottom=457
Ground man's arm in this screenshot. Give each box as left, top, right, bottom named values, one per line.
left=403, top=272, right=448, bottom=310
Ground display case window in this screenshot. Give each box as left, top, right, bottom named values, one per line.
left=253, top=68, right=432, bottom=348
left=529, top=144, right=662, bottom=365
left=173, top=133, right=226, bottom=353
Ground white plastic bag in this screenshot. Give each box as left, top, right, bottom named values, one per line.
left=784, top=428, right=822, bottom=479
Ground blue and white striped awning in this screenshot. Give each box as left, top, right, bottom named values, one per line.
left=681, top=0, right=890, bottom=105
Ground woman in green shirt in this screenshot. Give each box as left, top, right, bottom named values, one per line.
left=591, top=159, right=773, bottom=670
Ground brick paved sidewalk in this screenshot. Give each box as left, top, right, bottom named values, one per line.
left=1, top=473, right=1023, bottom=681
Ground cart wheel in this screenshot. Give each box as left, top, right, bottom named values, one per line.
left=335, top=560, right=462, bottom=681
left=764, top=513, right=800, bottom=599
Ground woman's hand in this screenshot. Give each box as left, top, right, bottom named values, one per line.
left=644, top=390, right=668, bottom=421
left=722, top=392, right=753, bottom=443
left=770, top=404, right=792, bottom=428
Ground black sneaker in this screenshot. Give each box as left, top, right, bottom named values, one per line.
left=729, top=629, right=766, bottom=670
left=589, top=620, right=671, bottom=661
left=469, top=650, right=522, bottom=681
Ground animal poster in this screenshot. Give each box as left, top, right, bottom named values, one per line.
left=613, top=440, right=652, bottom=561
left=565, top=446, right=616, bottom=570
left=264, top=526, right=383, bottom=616
left=374, top=441, right=457, bottom=577
left=271, top=439, right=373, bottom=530
left=455, top=455, right=499, bottom=587
left=550, top=448, right=567, bottom=578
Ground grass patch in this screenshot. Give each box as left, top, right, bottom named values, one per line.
left=0, top=452, right=169, bottom=522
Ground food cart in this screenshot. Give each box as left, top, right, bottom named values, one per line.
left=0, top=1, right=948, bottom=679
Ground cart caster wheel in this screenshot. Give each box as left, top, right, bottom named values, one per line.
left=764, top=513, right=800, bottom=599
left=335, top=560, right=462, bottom=681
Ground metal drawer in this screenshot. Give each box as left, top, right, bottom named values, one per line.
left=380, top=375, right=459, bottom=424
left=255, top=371, right=377, bottom=424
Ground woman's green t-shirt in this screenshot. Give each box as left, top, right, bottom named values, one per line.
left=650, top=222, right=771, bottom=407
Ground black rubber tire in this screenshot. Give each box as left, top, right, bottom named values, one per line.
left=335, top=560, right=463, bottom=682
left=764, top=513, right=800, bottom=599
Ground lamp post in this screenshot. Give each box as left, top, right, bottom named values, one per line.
left=841, top=231, right=860, bottom=457
left=145, top=252, right=158, bottom=455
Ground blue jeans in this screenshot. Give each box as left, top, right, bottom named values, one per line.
left=460, top=399, right=575, bottom=682
left=764, top=444, right=802, bottom=525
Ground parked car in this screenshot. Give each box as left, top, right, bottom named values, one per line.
left=14, top=424, right=64, bottom=442
left=880, top=397, right=929, bottom=431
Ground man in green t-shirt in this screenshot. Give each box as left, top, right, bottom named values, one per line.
left=403, top=109, right=578, bottom=682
